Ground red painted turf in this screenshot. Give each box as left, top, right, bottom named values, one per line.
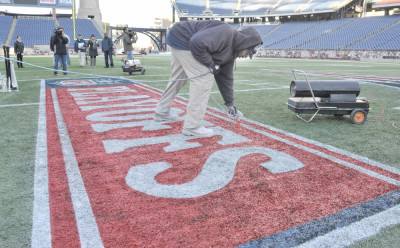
left=46, top=89, right=80, bottom=248
left=47, top=84, right=399, bottom=247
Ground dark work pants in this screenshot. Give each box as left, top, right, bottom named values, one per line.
left=104, top=50, right=114, bottom=67
left=17, top=53, right=23, bottom=68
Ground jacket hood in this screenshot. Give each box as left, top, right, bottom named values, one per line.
left=234, top=27, right=263, bottom=52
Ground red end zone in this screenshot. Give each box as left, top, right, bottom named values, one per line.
left=45, top=82, right=399, bottom=247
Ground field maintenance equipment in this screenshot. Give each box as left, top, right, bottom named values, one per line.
left=122, top=58, right=146, bottom=75
left=288, top=70, right=369, bottom=124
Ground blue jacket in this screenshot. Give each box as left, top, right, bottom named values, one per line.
left=102, top=37, right=113, bottom=52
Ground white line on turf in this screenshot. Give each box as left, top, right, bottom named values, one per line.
left=296, top=203, right=400, bottom=248
left=0, top=103, right=39, bottom=108
left=52, top=89, right=104, bottom=248
left=31, top=80, right=51, bottom=248
left=178, top=87, right=289, bottom=96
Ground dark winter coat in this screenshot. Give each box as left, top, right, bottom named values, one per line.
left=50, top=34, right=69, bottom=55
left=166, top=20, right=263, bottom=106
left=88, top=39, right=99, bottom=57
left=101, top=37, right=113, bottom=52
left=14, top=40, right=24, bottom=54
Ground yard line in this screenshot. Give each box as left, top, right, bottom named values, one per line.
left=52, top=89, right=104, bottom=248
left=31, top=80, right=51, bottom=248
left=177, top=87, right=289, bottom=96
left=0, top=103, right=39, bottom=108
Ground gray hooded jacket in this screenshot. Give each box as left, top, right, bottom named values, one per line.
left=167, top=20, right=262, bottom=106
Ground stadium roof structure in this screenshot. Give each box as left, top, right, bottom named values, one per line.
left=172, top=0, right=357, bottom=17
left=372, top=0, right=400, bottom=8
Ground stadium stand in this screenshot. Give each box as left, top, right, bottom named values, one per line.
left=244, top=15, right=400, bottom=51
left=174, top=0, right=355, bottom=16
left=58, top=18, right=102, bottom=40
left=13, top=17, right=56, bottom=47
left=301, top=16, right=400, bottom=50
left=0, top=16, right=13, bottom=44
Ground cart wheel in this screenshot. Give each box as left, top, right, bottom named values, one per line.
left=141, top=68, right=146, bottom=75
left=350, top=109, right=367, bottom=125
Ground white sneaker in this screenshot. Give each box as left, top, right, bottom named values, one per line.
left=154, top=112, right=179, bottom=122
left=182, top=126, right=214, bottom=137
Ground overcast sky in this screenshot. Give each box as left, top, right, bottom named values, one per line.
left=0, top=0, right=173, bottom=27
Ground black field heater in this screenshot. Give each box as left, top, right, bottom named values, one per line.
left=288, top=70, right=369, bottom=124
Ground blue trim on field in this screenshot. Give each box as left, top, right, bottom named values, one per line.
left=45, top=77, right=137, bottom=88
left=239, top=190, right=400, bottom=248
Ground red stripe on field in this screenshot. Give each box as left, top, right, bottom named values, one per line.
left=46, top=89, right=80, bottom=247
left=49, top=84, right=398, bottom=247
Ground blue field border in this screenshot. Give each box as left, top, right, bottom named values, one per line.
left=45, top=77, right=137, bottom=88
left=239, top=190, right=400, bottom=248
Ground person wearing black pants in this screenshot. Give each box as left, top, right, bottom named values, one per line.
left=14, top=36, right=24, bottom=68
left=102, top=33, right=114, bottom=68
left=88, top=34, right=99, bottom=66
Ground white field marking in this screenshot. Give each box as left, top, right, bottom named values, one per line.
left=0, top=102, right=39, bottom=108
left=253, top=57, right=400, bottom=66
left=178, top=87, right=289, bottom=96
left=239, top=123, right=400, bottom=186
left=394, top=107, right=400, bottom=110
left=260, top=68, right=400, bottom=81
left=51, top=89, right=104, bottom=248
left=31, top=80, right=51, bottom=248
left=137, top=82, right=400, bottom=177
left=296, top=203, right=400, bottom=248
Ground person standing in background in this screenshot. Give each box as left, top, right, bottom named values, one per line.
left=102, top=33, right=114, bottom=68
left=122, top=28, right=137, bottom=60
left=74, top=34, right=87, bottom=67
left=50, top=26, right=69, bottom=75
left=14, top=36, right=24, bottom=68
left=87, top=34, right=99, bottom=66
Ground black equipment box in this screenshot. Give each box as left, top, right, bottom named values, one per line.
left=288, top=70, right=369, bottom=124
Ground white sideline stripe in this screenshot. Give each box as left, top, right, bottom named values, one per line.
left=137, top=82, right=400, bottom=177
left=0, top=103, right=39, bottom=108
left=51, top=89, right=104, bottom=248
left=178, top=87, right=289, bottom=96
left=394, top=107, right=400, bottom=110
left=240, top=123, right=400, bottom=186
left=239, top=117, right=400, bottom=176
left=296, top=204, right=400, bottom=248
left=31, top=80, right=51, bottom=248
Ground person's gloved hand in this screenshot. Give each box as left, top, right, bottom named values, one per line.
left=209, top=64, right=220, bottom=75
left=226, top=105, right=243, bottom=120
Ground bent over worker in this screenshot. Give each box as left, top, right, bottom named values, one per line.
left=155, top=20, right=263, bottom=137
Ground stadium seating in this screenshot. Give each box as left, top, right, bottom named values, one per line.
left=58, top=18, right=102, bottom=40
left=247, top=15, right=400, bottom=51
left=302, top=16, right=400, bottom=50
left=13, top=17, right=56, bottom=47
left=0, top=16, right=13, bottom=44
left=174, top=0, right=354, bottom=16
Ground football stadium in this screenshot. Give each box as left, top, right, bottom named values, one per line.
left=0, top=0, right=400, bottom=247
